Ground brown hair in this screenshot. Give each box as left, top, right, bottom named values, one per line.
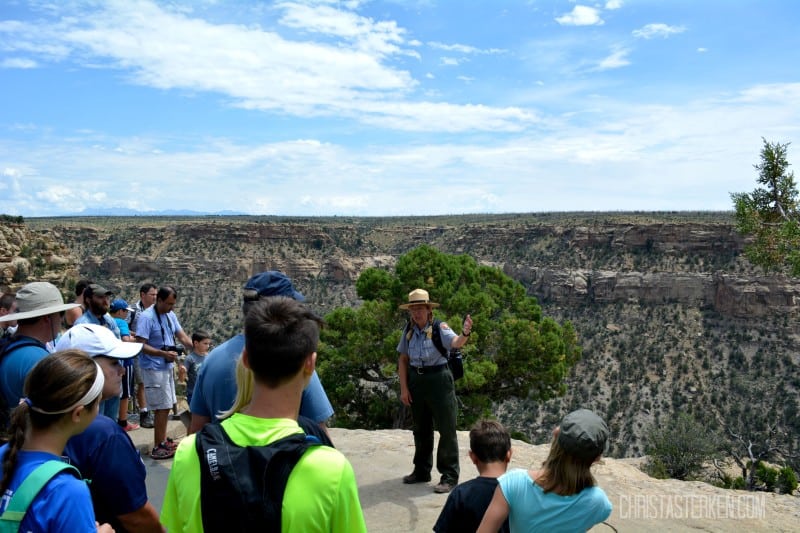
left=469, top=419, right=511, bottom=463
left=0, top=292, right=14, bottom=312
left=0, top=350, right=100, bottom=496
left=536, top=434, right=599, bottom=496
left=244, top=296, right=323, bottom=387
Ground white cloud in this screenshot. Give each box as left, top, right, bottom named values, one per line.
left=2, top=168, right=22, bottom=178
left=440, top=57, right=461, bottom=66
left=632, top=23, right=686, bottom=39
left=595, top=47, right=630, bottom=70
left=1, top=58, right=38, bottom=69
left=4, top=82, right=797, bottom=215
left=428, top=42, right=504, bottom=55
left=555, top=6, right=604, bottom=26
left=605, top=0, right=623, bottom=9
left=0, top=0, right=529, bottom=133
left=697, top=47, right=708, bottom=53
left=276, top=1, right=409, bottom=57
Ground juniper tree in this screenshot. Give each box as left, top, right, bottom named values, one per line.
left=731, top=138, right=800, bottom=275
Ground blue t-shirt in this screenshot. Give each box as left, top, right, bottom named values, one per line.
left=135, top=307, right=183, bottom=371
left=190, top=334, right=334, bottom=423
left=63, top=414, right=148, bottom=530
left=112, top=318, right=134, bottom=370
left=74, top=312, right=122, bottom=339
left=113, top=317, right=131, bottom=337
left=0, top=447, right=97, bottom=532
left=0, top=337, right=48, bottom=413
left=498, top=468, right=612, bottom=533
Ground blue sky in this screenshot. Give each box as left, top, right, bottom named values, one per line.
left=1, top=0, right=799, bottom=217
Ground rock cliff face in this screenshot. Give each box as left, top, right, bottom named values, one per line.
left=0, top=222, right=78, bottom=294
left=509, top=267, right=800, bottom=318
left=12, top=214, right=800, bottom=467
left=20, top=215, right=786, bottom=319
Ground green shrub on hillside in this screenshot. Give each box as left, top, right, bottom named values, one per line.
left=777, top=466, right=798, bottom=494
left=644, top=412, right=718, bottom=480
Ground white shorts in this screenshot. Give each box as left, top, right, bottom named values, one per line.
left=141, top=368, right=176, bottom=410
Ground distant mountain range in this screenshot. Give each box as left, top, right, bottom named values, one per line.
left=31, top=208, right=248, bottom=217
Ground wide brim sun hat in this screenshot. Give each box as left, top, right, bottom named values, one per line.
left=0, top=282, right=79, bottom=322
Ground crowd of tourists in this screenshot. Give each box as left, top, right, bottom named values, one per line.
left=0, top=273, right=611, bottom=532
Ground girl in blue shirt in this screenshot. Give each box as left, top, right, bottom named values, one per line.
left=478, top=409, right=613, bottom=533
left=0, top=350, right=115, bottom=533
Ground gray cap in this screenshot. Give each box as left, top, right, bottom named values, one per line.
left=0, top=282, right=79, bottom=322
left=557, top=409, right=608, bottom=460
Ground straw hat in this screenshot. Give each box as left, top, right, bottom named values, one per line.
left=398, top=288, right=440, bottom=310
left=0, top=282, right=78, bottom=322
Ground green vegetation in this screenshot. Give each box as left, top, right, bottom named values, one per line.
left=644, top=412, right=718, bottom=480
left=731, top=138, right=800, bottom=275
left=317, top=245, right=581, bottom=429
left=0, top=214, right=24, bottom=224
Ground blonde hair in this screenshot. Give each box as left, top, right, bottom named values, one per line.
left=218, top=355, right=253, bottom=420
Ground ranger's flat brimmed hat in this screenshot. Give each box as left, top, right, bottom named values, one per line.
left=399, top=288, right=440, bottom=309
left=557, top=408, right=609, bottom=461
left=0, top=282, right=78, bottom=322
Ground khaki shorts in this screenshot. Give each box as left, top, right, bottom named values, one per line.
left=142, top=368, right=177, bottom=410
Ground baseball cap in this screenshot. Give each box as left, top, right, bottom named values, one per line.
left=110, top=298, right=134, bottom=312
left=55, top=323, right=142, bottom=359
left=243, top=271, right=305, bottom=302
left=0, top=282, right=78, bottom=322
left=84, top=284, right=114, bottom=298
left=557, top=409, right=609, bottom=461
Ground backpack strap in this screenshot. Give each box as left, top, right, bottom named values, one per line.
left=430, top=319, right=448, bottom=358
left=0, top=461, right=80, bottom=525
left=0, top=337, right=46, bottom=365
left=196, top=423, right=322, bottom=532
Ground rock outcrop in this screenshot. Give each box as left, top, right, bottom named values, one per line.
left=506, top=267, right=800, bottom=318
left=0, top=222, right=79, bottom=293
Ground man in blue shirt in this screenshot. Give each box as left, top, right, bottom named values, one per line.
left=74, top=283, right=121, bottom=337
left=75, top=283, right=122, bottom=418
left=0, top=282, right=78, bottom=420
left=135, top=286, right=193, bottom=460
left=189, top=271, right=334, bottom=438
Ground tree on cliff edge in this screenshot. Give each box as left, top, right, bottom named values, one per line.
left=731, top=138, right=800, bottom=276
left=316, top=244, right=581, bottom=431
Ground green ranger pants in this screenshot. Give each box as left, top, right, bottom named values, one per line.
left=408, top=366, right=460, bottom=484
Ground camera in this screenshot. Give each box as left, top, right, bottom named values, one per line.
left=162, top=345, right=186, bottom=357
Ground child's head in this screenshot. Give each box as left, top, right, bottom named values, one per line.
left=192, top=330, right=212, bottom=354
left=540, top=409, right=608, bottom=495
left=109, top=298, right=131, bottom=319
left=469, top=419, right=511, bottom=464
